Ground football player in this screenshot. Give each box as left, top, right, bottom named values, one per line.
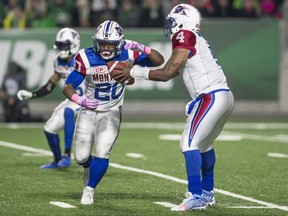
left=63, top=20, right=164, bottom=205
left=113, top=4, right=235, bottom=211
left=17, top=28, right=85, bottom=169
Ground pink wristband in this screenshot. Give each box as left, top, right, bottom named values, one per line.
left=71, top=94, right=80, bottom=104
left=144, top=46, right=151, bottom=55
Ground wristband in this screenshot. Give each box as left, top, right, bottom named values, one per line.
left=144, top=46, right=151, bottom=55
left=130, top=67, right=150, bottom=80
left=71, top=94, right=80, bottom=104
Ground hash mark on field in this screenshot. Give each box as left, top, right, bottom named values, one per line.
left=267, top=152, right=288, bottom=158
left=50, top=201, right=76, bottom=208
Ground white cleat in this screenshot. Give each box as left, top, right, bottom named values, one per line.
left=171, top=192, right=206, bottom=211
left=80, top=186, right=94, bottom=205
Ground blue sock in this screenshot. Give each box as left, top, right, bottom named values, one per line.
left=64, top=108, right=75, bottom=156
left=201, top=148, right=216, bottom=192
left=184, top=150, right=202, bottom=195
left=44, top=131, right=61, bottom=162
left=87, top=157, right=109, bottom=188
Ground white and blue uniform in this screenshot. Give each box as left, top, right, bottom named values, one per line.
left=171, top=29, right=234, bottom=196
left=44, top=57, right=85, bottom=134
left=171, top=29, right=235, bottom=153
left=65, top=42, right=155, bottom=164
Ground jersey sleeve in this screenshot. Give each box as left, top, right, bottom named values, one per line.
left=65, top=69, right=85, bottom=89
left=74, top=49, right=89, bottom=75
left=172, top=30, right=197, bottom=57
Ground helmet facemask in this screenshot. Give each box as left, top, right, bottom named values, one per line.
left=53, top=28, right=80, bottom=60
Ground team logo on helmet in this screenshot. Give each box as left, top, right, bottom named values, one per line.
left=115, top=26, right=123, bottom=37
left=173, top=5, right=187, bottom=15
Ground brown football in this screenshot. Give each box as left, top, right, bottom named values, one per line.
left=107, top=61, right=135, bottom=85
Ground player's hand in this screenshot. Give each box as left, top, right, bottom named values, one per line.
left=17, top=90, right=33, bottom=100
left=111, top=66, right=132, bottom=84
left=124, top=41, right=151, bottom=55
left=77, top=94, right=99, bottom=110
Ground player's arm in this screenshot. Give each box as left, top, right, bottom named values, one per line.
left=17, top=73, right=61, bottom=100
left=148, top=48, right=189, bottom=81
left=114, top=48, right=190, bottom=82
left=63, top=70, right=99, bottom=110
left=124, top=40, right=164, bottom=66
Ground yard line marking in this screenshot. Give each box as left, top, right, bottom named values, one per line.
left=154, top=201, right=177, bottom=208
left=159, top=134, right=243, bottom=141
left=0, top=140, right=52, bottom=156
left=2, top=122, right=288, bottom=130
left=267, top=152, right=288, bottom=158
left=2, top=140, right=288, bottom=212
left=49, top=201, right=76, bottom=208
left=223, top=131, right=288, bottom=143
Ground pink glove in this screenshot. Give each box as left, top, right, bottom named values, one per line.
left=71, top=93, right=99, bottom=110
left=124, top=41, right=151, bottom=55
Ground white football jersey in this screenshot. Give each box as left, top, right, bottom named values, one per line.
left=172, top=30, right=229, bottom=99
left=73, top=44, right=154, bottom=112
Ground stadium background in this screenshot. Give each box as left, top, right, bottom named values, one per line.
left=0, top=0, right=287, bottom=120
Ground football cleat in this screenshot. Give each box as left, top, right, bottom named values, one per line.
left=39, top=161, right=58, bottom=169
left=202, top=189, right=215, bottom=206
left=57, top=154, right=71, bottom=168
left=171, top=192, right=206, bottom=211
left=83, top=167, right=89, bottom=186
left=80, top=186, right=94, bottom=205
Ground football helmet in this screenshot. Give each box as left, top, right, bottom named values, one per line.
left=53, top=28, right=80, bottom=59
left=92, top=20, right=124, bottom=60
left=163, top=4, right=202, bottom=38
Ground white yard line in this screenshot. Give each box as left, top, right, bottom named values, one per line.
left=2, top=122, right=288, bottom=130
left=1, top=140, right=288, bottom=212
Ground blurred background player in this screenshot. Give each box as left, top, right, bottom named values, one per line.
left=63, top=20, right=164, bottom=205
left=113, top=4, right=235, bottom=211
left=0, top=61, right=43, bottom=122
left=17, top=27, right=84, bottom=169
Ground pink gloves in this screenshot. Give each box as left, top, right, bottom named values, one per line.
left=124, top=41, right=151, bottom=55
left=71, top=93, right=99, bottom=110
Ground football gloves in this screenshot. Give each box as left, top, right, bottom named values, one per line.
left=72, top=93, right=99, bottom=110
left=124, top=41, right=151, bottom=55
left=17, top=90, right=33, bottom=100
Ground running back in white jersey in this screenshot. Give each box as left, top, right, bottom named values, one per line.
left=73, top=41, right=153, bottom=112
left=172, top=30, right=229, bottom=99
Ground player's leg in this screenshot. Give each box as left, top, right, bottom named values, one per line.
left=172, top=93, right=220, bottom=211
left=72, top=109, right=96, bottom=204
left=58, top=99, right=81, bottom=167
left=198, top=90, right=234, bottom=206
left=40, top=102, right=66, bottom=168
left=81, top=106, right=122, bottom=205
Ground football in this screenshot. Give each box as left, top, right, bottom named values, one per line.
left=107, top=61, right=135, bottom=85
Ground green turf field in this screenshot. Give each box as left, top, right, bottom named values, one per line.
left=0, top=119, right=288, bottom=216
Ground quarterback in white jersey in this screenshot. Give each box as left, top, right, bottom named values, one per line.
left=113, top=4, right=234, bottom=211
left=17, top=28, right=85, bottom=169
left=63, top=20, right=164, bottom=205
